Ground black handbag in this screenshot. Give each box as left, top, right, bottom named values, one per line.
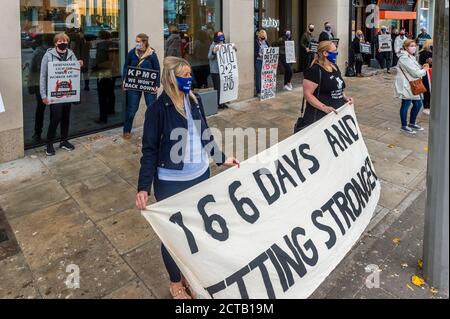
left=294, top=67, right=322, bottom=133
left=345, top=62, right=356, bottom=77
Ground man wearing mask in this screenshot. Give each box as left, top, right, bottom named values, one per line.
left=319, top=22, right=335, bottom=42
left=394, top=28, right=408, bottom=58
left=416, top=27, right=432, bottom=50
left=375, top=26, right=392, bottom=73
left=300, top=24, right=316, bottom=70
left=273, top=29, right=295, bottom=90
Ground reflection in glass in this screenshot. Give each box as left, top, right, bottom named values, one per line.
left=20, top=0, right=125, bottom=148
left=164, top=0, right=222, bottom=89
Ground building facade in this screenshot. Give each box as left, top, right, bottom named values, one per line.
left=0, top=0, right=351, bottom=164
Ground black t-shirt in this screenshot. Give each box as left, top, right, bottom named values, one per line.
left=301, top=63, right=347, bottom=124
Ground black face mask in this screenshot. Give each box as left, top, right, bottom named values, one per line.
left=309, top=28, right=314, bottom=32
left=57, top=43, right=68, bottom=51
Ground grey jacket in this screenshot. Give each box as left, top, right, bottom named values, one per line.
left=40, top=48, right=77, bottom=99
left=394, top=50, right=427, bottom=100
left=208, top=42, right=220, bottom=74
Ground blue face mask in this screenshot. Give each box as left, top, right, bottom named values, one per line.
left=176, top=76, right=192, bottom=94
left=325, top=26, right=332, bottom=32
left=136, top=43, right=142, bottom=50
left=326, top=51, right=339, bottom=64
left=216, top=35, right=225, bottom=42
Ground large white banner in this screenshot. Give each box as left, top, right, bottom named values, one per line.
left=0, top=92, right=4, bottom=113
left=47, top=61, right=81, bottom=105
left=261, top=47, right=279, bottom=101
left=218, top=44, right=239, bottom=104
left=285, top=41, right=297, bottom=64
left=143, top=104, right=381, bottom=299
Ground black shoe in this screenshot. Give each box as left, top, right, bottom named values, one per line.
left=46, top=144, right=56, bottom=156
left=32, top=134, right=42, bottom=143
left=60, top=141, right=75, bottom=152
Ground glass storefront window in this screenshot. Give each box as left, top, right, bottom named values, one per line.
left=164, top=0, right=222, bottom=89
left=20, top=0, right=126, bottom=148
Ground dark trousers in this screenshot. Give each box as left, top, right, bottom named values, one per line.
left=378, top=52, right=391, bottom=71
left=211, top=73, right=222, bottom=106
left=97, top=77, right=116, bottom=123
left=400, top=99, right=422, bottom=127
left=423, top=76, right=431, bottom=109
left=280, top=55, right=293, bottom=85
left=47, top=103, right=72, bottom=144
left=124, top=91, right=156, bottom=134
left=355, top=61, right=363, bottom=74
left=154, top=169, right=211, bottom=283
left=255, top=59, right=263, bottom=94
left=392, top=52, right=399, bottom=67
left=193, top=65, right=210, bottom=89
left=33, top=87, right=46, bottom=136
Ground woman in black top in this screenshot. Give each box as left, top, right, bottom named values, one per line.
left=419, top=39, right=433, bottom=115
left=296, top=41, right=354, bottom=132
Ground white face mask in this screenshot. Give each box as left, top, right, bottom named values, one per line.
left=408, top=47, right=417, bottom=55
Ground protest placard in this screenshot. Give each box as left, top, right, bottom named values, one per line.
left=47, top=60, right=81, bottom=104
left=218, top=44, right=239, bottom=104
left=261, top=47, right=279, bottom=101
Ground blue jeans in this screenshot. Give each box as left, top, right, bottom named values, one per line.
left=255, top=59, right=263, bottom=94
left=154, top=169, right=211, bottom=283
left=124, top=91, right=156, bottom=134
left=400, top=99, right=422, bottom=128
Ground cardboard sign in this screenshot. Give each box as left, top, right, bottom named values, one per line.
left=124, top=67, right=159, bottom=93
left=285, top=41, right=297, bottom=64
left=261, top=47, right=279, bottom=101
left=309, top=41, right=319, bottom=53
left=143, top=103, right=381, bottom=299
left=360, top=43, right=371, bottom=54
left=378, top=34, right=392, bottom=52
left=217, top=44, right=239, bottom=104
left=47, top=61, right=81, bottom=104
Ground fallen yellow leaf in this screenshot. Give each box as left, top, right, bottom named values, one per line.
left=411, top=275, right=426, bottom=287
left=418, top=259, right=423, bottom=269
left=430, top=287, right=439, bottom=295
left=388, top=144, right=396, bottom=149
left=393, top=237, right=401, bottom=244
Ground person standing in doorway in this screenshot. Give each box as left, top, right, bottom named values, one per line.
left=122, top=33, right=161, bottom=140
left=165, top=25, right=182, bottom=58
left=136, top=56, right=240, bottom=299
left=351, top=30, right=368, bottom=77
left=208, top=31, right=237, bottom=109
left=391, top=28, right=400, bottom=67
left=394, top=39, right=429, bottom=135
left=416, top=27, right=432, bottom=50
left=40, top=33, right=84, bottom=156
left=319, top=22, right=335, bottom=42
left=300, top=24, right=316, bottom=71
left=254, top=30, right=270, bottom=96
left=394, top=28, right=408, bottom=59
left=273, top=29, right=294, bottom=91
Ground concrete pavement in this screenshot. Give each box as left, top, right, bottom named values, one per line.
left=0, top=72, right=438, bottom=299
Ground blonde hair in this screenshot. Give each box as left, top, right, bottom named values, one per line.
left=311, top=41, right=337, bottom=71
left=54, top=32, right=70, bottom=44
left=421, top=39, right=433, bottom=53
left=161, top=56, right=197, bottom=117
left=403, top=39, right=417, bottom=50
left=258, top=30, right=268, bottom=40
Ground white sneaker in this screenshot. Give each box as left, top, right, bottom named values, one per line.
left=288, top=83, right=293, bottom=90
left=284, top=85, right=292, bottom=91
left=422, top=109, right=430, bottom=115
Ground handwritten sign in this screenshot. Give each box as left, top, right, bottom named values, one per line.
left=261, top=47, right=279, bottom=101
left=218, top=44, right=239, bottom=104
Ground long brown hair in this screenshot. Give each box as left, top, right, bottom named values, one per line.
left=161, top=56, right=198, bottom=117
left=311, top=41, right=337, bottom=71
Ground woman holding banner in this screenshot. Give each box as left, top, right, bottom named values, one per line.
left=254, top=30, right=270, bottom=96
left=122, top=33, right=161, bottom=140
left=295, top=41, right=354, bottom=133
left=136, top=57, right=240, bottom=299
left=208, top=31, right=237, bottom=109
left=40, top=32, right=84, bottom=156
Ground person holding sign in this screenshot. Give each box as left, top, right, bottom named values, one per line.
left=375, top=26, right=392, bottom=74
left=39, top=33, right=83, bottom=156
left=254, top=30, right=270, bottom=96
left=394, top=39, right=429, bottom=135
left=136, top=57, right=240, bottom=299
left=300, top=24, right=316, bottom=71
left=208, top=31, right=237, bottom=109
left=351, top=30, right=369, bottom=77
left=122, top=33, right=161, bottom=140
left=273, top=29, right=295, bottom=91
left=416, top=27, right=432, bottom=50
left=295, top=41, right=354, bottom=132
